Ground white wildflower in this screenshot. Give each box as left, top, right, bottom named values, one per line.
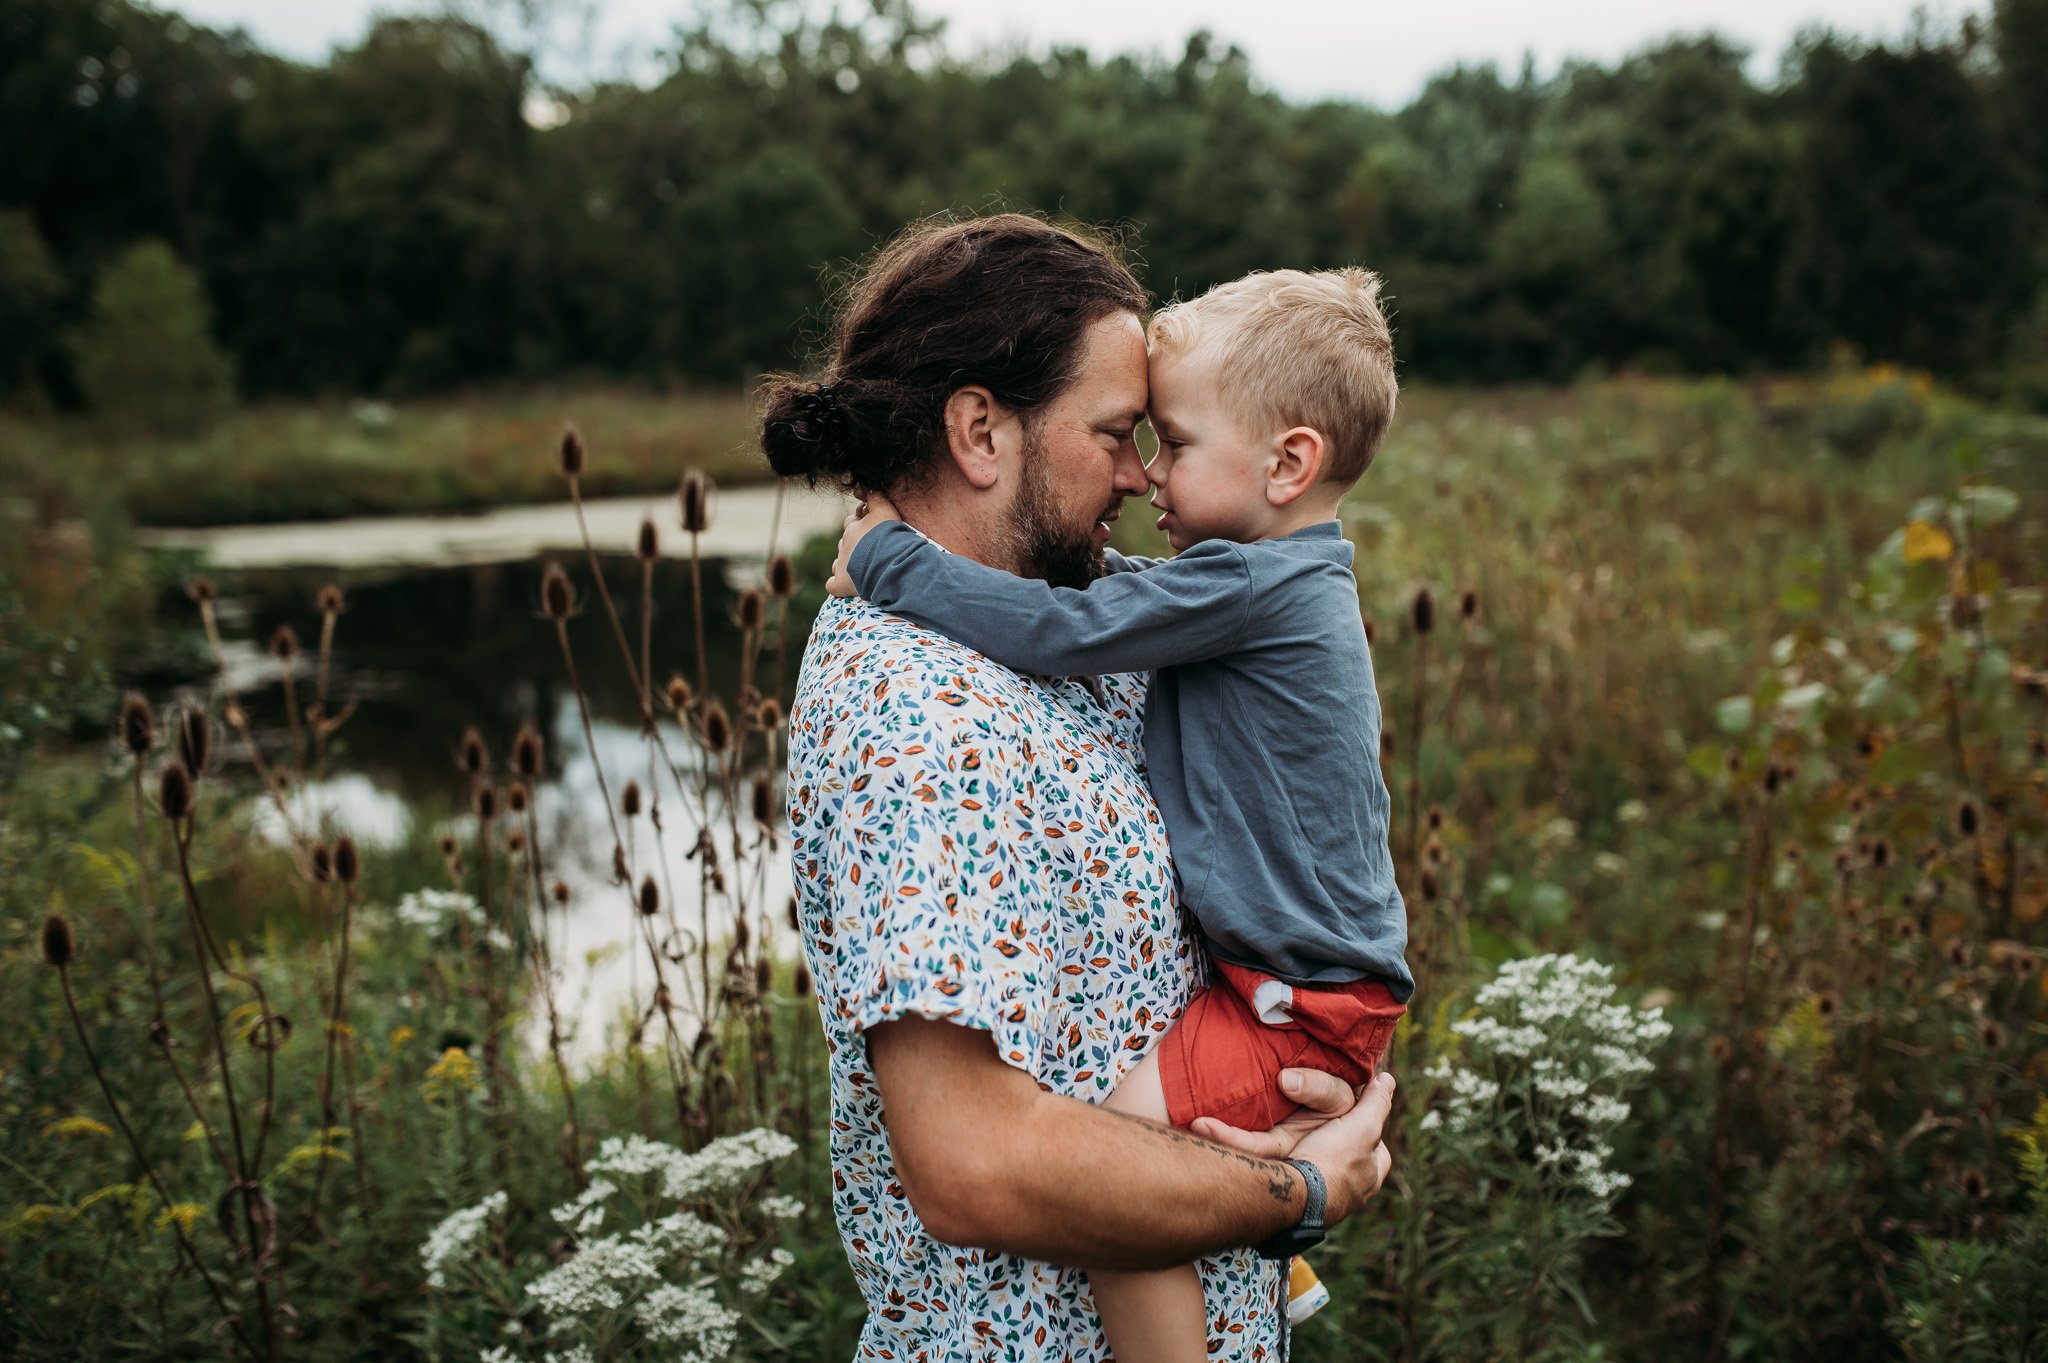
left=550, top=1179, right=616, bottom=1235
left=479, top=1348, right=520, bottom=1363
left=396, top=888, right=483, bottom=932
left=1616, top=799, right=1649, bottom=824
left=739, top=1248, right=795, bottom=1295
left=635, top=1282, right=740, bottom=1349
left=422, top=1190, right=506, bottom=1289
left=759, top=1195, right=805, bottom=1220
left=1593, top=852, right=1627, bottom=876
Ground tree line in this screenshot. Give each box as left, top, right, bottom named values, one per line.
left=4, top=0, right=2046, bottom=411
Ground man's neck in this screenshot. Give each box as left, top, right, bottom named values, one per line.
left=886, top=486, right=1019, bottom=574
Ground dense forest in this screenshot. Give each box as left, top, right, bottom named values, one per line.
left=4, top=0, right=2047, bottom=405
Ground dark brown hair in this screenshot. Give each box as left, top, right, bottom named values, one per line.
left=759, top=213, right=1146, bottom=494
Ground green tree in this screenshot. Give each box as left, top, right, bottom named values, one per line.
left=69, top=240, right=235, bottom=432
left=0, top=211, right=66, bottom=399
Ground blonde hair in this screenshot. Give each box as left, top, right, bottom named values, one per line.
left=1148, top=268, right=1397, bottom=485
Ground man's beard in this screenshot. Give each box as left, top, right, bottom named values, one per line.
left=1007, top=429, right=1110, bottom=591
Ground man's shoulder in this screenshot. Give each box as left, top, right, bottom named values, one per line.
left=794, top=599, right=1044, bottom=732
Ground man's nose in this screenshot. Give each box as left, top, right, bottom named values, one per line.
left=1111, top=439, right=1149, bottom=495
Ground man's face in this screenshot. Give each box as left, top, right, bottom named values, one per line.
left=1003, top=311, right=1151, bottom=588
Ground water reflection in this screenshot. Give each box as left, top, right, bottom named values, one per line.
left=172, top=552, right=811, bottom=1069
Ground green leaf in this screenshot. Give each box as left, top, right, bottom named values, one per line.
left=1956, top=484, right=2018, bottom=525
left=1871, top=743, right=1930, bottom=786
left=1714, top=696, right=1754, bottom=734
left=70, top=842, right=137, bottom=899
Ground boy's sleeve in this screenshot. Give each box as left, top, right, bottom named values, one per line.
left=847, top=519, right=1254, bottom=675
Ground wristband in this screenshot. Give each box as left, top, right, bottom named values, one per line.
left=1253, top=1158, right=1327, bottom=1261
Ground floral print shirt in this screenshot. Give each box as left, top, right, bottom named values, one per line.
left=787, top=596, right=1285, bottom=1361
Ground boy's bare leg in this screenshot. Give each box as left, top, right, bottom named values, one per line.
left=1090, top=1051, right=1212, bottom=1363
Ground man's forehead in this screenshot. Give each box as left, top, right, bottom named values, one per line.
left=1069, top=311, right=1149, bottom=418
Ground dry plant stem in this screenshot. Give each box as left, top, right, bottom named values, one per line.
left=1407, top=631, right=1430, bottom=867
left=641, top=557, right=655, bottom=731
left=129, top=760, right=169, bottom=1023
left=277, top=657, right=305, bottom=776
left=520, top=805, right=585, bottom=1182
left=689, top=528, right=707, bottom=697
left=196, top=601, right=313, bottom=852
left=568, top=474, right=649, bottom=717
left=474, top=808, right=513, bottom=1179
left=168, top=822, right=282, bottom=1362
left=309, top=881, right=361, bottom=1226
left=56, top=967, right=254, bottom=1357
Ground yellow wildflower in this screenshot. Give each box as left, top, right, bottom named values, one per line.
left=43, top=1115, right=112, bottom=1140
left=391, top=1025, right=416, bottom=1052
left=422, top=1046, right=482, bottom=1104
left=156, top=1202, right=204, bottom=1235
left=1902, top=519, right=1954, bottom=566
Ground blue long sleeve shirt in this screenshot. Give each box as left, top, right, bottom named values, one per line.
left=848, top=518, right=1412, bottom=999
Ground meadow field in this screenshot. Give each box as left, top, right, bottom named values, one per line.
left=3, top=372, right=2046, bottom=1361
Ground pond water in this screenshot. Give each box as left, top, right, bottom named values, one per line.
left=141, top=486, right=844, bottom=1066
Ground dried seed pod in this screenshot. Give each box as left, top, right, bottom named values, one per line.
left=756, top=698, right=784, bottom=731
left=680, top=472, right=712, bottom=533
left=310, top=844, right=334, bottom=882
left=1814, top=991, right=1839, bottom=1019
left=187, top=576, right=216, bottom=604
left=1955, top=799, right=1978, bottom=838
left=541, top=563, right=575, bottom=621
left=1459, top=587, right=1479, bottom=620
left=507, top=781, right=530, bottom=814
left=637, top=517, right=659, bottom=562
left=119, top=692, right=156, bottom=755
left=793, top=962, right=812, bottom=997
left=665, top=674, right=693, bottom=713
left=334, top=836, right=359, bottom=885
left=638, top=875, right=660, bottom=917
left=1411, top=587, right=1434, bottom=636
left=473, top=783, right=498, bottom=821
left=621, top=780, right=642, bottom=819
left=458, top=727, right=488, bottom=777
left=768, top=554, right=796, bottom=599
left=269, top=624, right=299, bottom=662
left=513, top=724, right=543, bottom=778
left=42, top=913, right=75, bottom=968
left=438, top=834, right=458, bottom=858
left=755, top=957, right=774, bottom=996
left=317, top=584, right=345, bottom=615
left=737, top=589, right=766, bottom=631
left=1871, top=839, right=1890, bottom=870
left=551, top=880, right=570, bottom=907
left=558, top=425, right=585, bottom=478
left=160, top=762, right=194, bottom=821
left=700, top=702, right=731, bottom=753
left=1420, top=868, right=1440, bottom=903
left=506, top=828, right=526, bottom=855
left=1380, top=729, right=1395, bottom=760
left=752, top=775, right=774, bottom=826
left=176, top=707, right=211, bottom=775
left=1426, top=805, right=1444, bottom=832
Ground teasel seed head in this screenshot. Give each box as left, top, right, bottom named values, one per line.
left=794, top=961, right=812, bottom=997
left=1856, top=732, right=1878, bottom=760
left=1411, top=586, right=1434, bottom=635
left=541, top=563, right=576, bottom=621
left=473, top=783, right=498, bottom=821
left=638, top=875, right=659, bottom=917
left=1955, top=798, right=1978, bottom=838
left=752, top=775, right=773, bottom=826
left=317, top=584, right=345, bottom=615
left=507, top=781, right=529, bottom=814
left=1784, top=842, right=1804, bottom=864
left=41, top=913, right=75, bottom=968
left=1894, top=915, right=1919, bottom=940
left=621, top=780, right=642, bottom=819
left=551, top=879, right=570, bottom=907
left=637, top=517, right=658, bottom=562
left=513, top=723, right=543, bottom=778
left=1420, top=868, right=1440, bottom=903
left=1944, top=936, right=1968, bottom=967
left=176, top=707, right=211, bottom=775
left=1833, top=848, right=1853, bottom=876
left=611, top=844, right=629, bottom=884
left=558, top=424, right=585, bottom=478
left=458, top=727, right=488, bottom=777
left=187, top=576, right=216, bottom=604
left=734, top=915, right=752, bottom=951
left=1424, top=838, right=1446, bottom=867
left=756, top=698, right=783, bottom=731
left=700, top=701, right=731, bottom=753
left=756, top=957, right=774, bottom=996
left=737, top=588, right=766, bottom=631
left=1960, top=1168, right=1989, bottom=1199
left=159, top=762, right=194, bottom=821
left=768, top=554, right=796, bottom=599
left=438, top=834, right=458, bottom=858
left=334, top=836, right=359, bottom=885
left=665, top=674, right=693, bottom=712
left=268, top=624, right=299, bottom=663
left=1725, top=749, right=1742, bottom=775
left=680, top=471, right=712, bottom=533
left=310, top=844, right=334, bottom=882
left=1459, top=587, right=1479, bottom=620
left=1979, top=1020, right=2003, bottom=1049
left=1764, top=764, right=1783, bottom=796
left=1380, top=728, right=1395, bottom=760
left=786, top=895, right=800, bottom=931
left=1871, top=839, right=1891, bottom=870
left=506, top=828, right=526, bottom=855
left=1426, top=805, right=1444, bottom=832
left=1814, top=990, right=1839, bottom=1019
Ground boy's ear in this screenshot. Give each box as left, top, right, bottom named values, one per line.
left=1267, top=427, right=1326, bottom=506
left=942, top=385, right=1016, bottom=491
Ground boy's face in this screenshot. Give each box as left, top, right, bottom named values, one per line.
left=1144, top=348, right=1277, bottom=553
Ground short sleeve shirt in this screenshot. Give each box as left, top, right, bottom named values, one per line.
left=787, top=596, right=1285, bottom=1361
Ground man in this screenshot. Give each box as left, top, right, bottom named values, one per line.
left=765, top=214, right=1396, bottom=1359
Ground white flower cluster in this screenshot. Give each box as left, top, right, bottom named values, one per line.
left=1424, top=953, right=1670, bottom=1205
left=522, top=1209, right=726, bottom=1317
left=635, top=1282, right=740, bottom=1353
left=739, top=1248, right=795, bottom=1295
left=757, top=1195, right=805, bottom=1221
left=586, top=1127, right=799, bottom=1203
left=395, top=888, right=513, bottom=951
left=421, top=1190, right=506, bottom=1289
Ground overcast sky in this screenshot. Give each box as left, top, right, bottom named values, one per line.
left=171, top=0, right=1983, bottom=106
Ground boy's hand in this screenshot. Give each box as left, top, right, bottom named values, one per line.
left=825, top=493, right=902, bottom=598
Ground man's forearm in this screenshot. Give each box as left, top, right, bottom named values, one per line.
left=872, top=1019, right=1306, bottom=1270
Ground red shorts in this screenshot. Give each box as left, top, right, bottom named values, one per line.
left=1158, top=959, right=1406, bottom=1132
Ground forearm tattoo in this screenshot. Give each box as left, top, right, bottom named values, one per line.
left=1111, top=1110, right=1300, bottom=1207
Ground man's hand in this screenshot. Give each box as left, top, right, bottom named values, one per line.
left=825, top=493, right=902, bottom=598
left=1194, top=1070, right=1397, bottom=1226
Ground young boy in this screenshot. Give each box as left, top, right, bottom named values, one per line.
left=827, top=268, right=1412, bottom=1360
